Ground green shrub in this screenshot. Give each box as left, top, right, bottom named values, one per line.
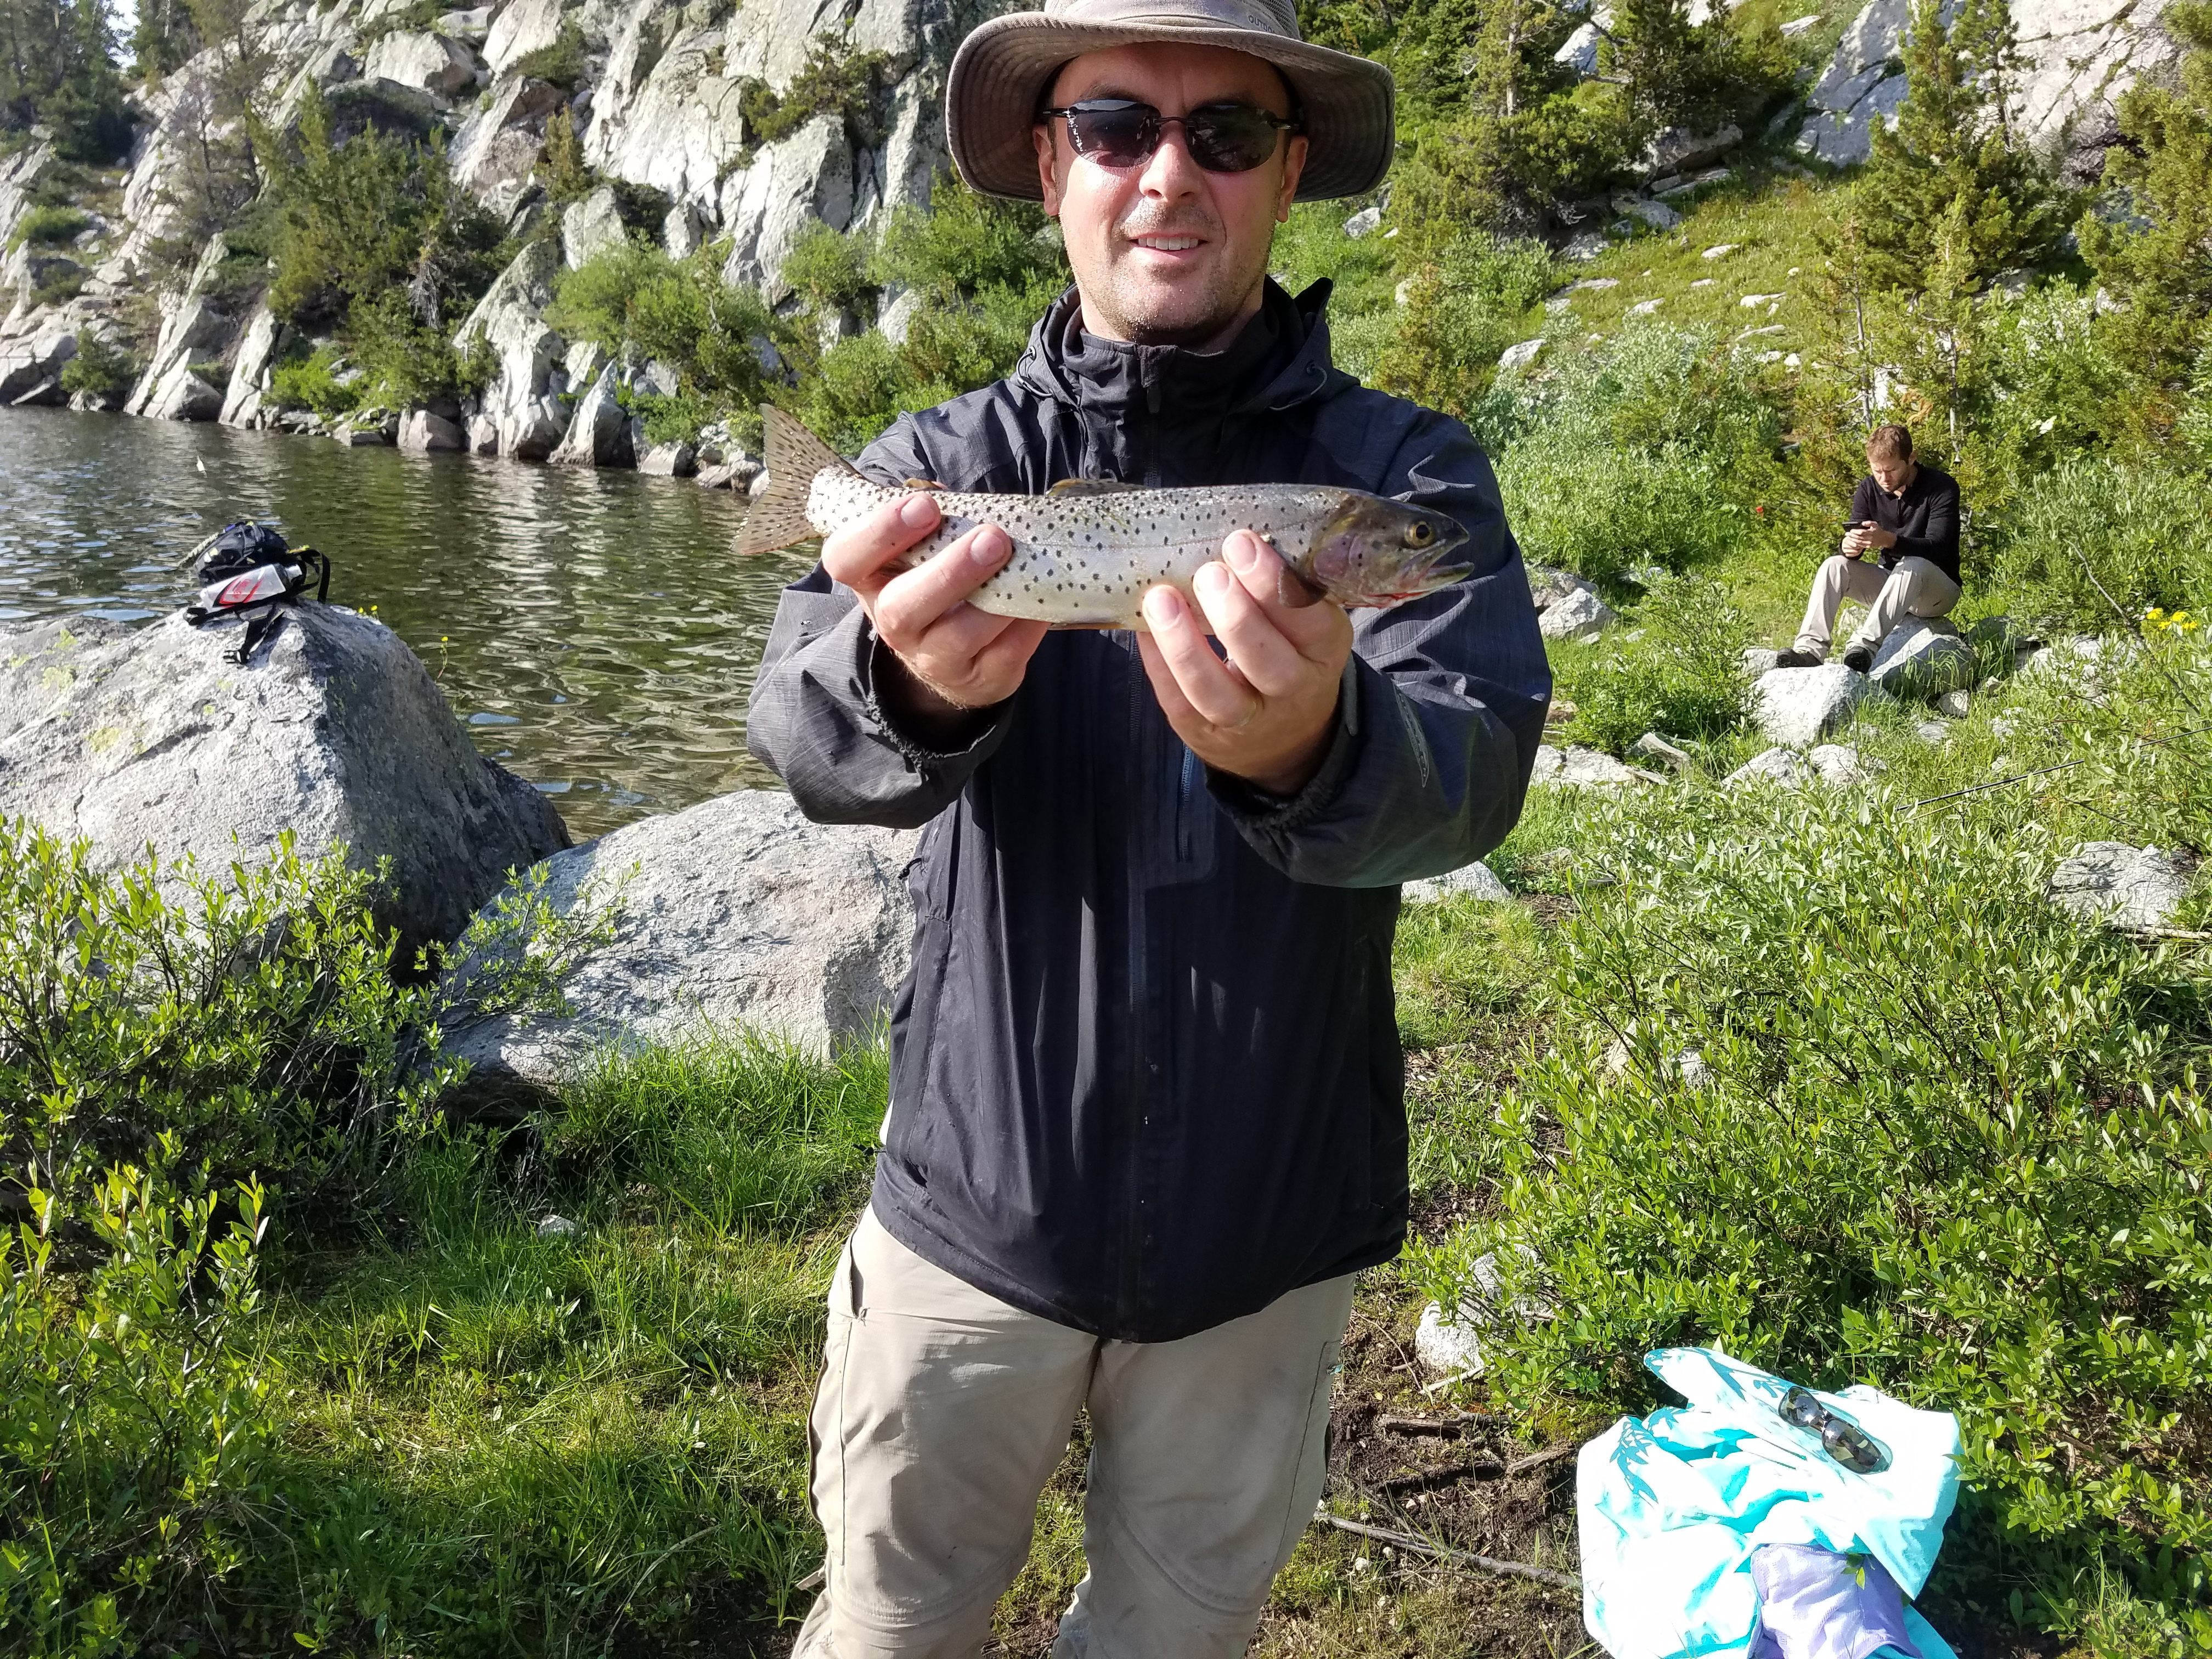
left=1485, top=327, right=1778, bottom=586
left=1373, top=232, right=1558, bottom=417
left=58, top=327, right=132, bottom=397
left=1409, top=786, right=2212, bottom=1642
left=732, top=35, right=889, bottom=154
left=510, top=17, right=586, bottom=87
left=267, top=345, right=362, bottom=414
left=8, top=203, right=90, bottom=249
left=1566, top=571, right=1753, bottom=752
left=0, top=1156, right=281, bottom=1656
left=781, top=218, right=869, bottom=314
left=1990, top=455, right=2212, bottom=632
left=870, top=172, right=1066, bottom=306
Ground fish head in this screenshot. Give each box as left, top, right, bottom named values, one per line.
left=1299, top=495, right=1474, bottom=610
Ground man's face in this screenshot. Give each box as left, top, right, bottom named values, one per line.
left=1869, top=454, right=1916, bottom=493
left=1032, top=44, right=1308, bottom=349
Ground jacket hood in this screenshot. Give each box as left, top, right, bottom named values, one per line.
left=1009, top=278, right=1358, bottom=432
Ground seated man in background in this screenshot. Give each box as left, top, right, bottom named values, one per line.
left=1776, top=423, right=1961, bottom=673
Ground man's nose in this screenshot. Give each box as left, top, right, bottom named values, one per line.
left=1136, top=122, right=1205, bottom=197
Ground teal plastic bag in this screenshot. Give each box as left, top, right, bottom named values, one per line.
left=1576, top=1347, right=1961, bottom=1659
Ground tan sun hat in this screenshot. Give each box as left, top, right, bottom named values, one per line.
left=946, top=0, right=1395, bottom=204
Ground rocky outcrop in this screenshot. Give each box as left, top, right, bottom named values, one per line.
left=1798, top=0, right=2183, bottom=172
left=0, top=608, right=569, bottom=956
left=2047, top=842, right=2188, bottom=930
left=561, top=185, right=628, bottom=269
left=219, top=304, right=286, bottom=427
left=362, top=29, right=482, bottom=97
left=1754, top=663, right=1875, bottom=747
left=1531, top=745, right=1658, bottom=788
left=549, top=359, right=635, bottom=465
left=441, top=789, right=919, bottom=1107
left=1538, top=585, right=1617, bottom=641
left=452, top=74, right=567, bottom=199
left=0, top=323, right=76, bottom=404
left=399, top=408, right=466, bottom=451
left=453, top=238, right=567, bottom=460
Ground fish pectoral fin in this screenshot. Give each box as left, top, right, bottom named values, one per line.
left=1046, top=477, right=1147, bottom=497
left=902, top=477, right=947, bottom=490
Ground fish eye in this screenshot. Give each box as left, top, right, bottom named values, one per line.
left=1404, top=521, right=1435, bottom=548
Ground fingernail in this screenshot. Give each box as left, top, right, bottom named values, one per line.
left=974, top=525, right=1011, bottom=565
left=900, top=494, right=939, bottom=529
left=1224, top=532, right=1259, bottom=572
left=1143, top=586, right=1180, bottom=627
left=1196, top=562, right=1232, bottom=597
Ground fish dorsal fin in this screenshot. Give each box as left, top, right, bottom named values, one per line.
left=733, top=405, right=861, bottom=557
left=1047, top=477, right=1146, bottom=497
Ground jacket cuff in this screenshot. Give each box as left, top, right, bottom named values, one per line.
left=857, top=622, right=1014, bottom=769
left=1205, top=657, right=1362, bottom=831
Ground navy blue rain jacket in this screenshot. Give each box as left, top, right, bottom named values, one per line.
left=746, top=279, right=1549, bottom=1342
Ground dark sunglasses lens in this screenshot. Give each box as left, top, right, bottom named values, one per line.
left=1824, top=1422, right=1885, bottom=1472
left=1184, top=106, right=1283, bottom=171
left=1780, top=1387, right=1824, bottom=1429
left=1066, top=105, right=1158, bottom=166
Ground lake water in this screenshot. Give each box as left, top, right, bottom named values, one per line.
left=0, top=406, right=819, bottom=839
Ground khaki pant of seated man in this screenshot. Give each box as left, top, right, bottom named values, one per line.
left=793, top=1207, right=1355, bottom=1658
left=1795, top=554, right=1961, bottom=660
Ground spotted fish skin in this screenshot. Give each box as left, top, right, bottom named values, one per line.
left=734, top=406, right=1475, bottom=630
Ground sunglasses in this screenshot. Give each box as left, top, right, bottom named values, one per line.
left=1036, top=99, right=1299, bottom=173
left=1778, top=1386, right=1890, bottom=1474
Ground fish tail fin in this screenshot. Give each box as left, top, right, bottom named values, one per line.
left=733, top=405, right=852, bottom=556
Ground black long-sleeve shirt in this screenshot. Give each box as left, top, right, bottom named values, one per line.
left=1850, top=464, right=1960, bottom=585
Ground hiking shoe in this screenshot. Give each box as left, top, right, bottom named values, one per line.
left=1842, top=644, right=1875, bottom=674
left=1772, top=648, right=1823, bottom=669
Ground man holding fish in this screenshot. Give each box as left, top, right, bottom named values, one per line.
left=745, top=0, right=1550, bottom=1651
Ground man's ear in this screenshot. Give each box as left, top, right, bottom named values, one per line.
left=1276, top=133, right=1308, bottom=222
left=1032, top=124, right=1064, bottom=215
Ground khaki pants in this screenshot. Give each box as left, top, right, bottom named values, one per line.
left=794, top=1208, right=1357, bottom=1658
left=1794, top=554, right=1961, bottom=657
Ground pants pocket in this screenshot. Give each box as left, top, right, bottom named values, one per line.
left=1273, top=1331, right=1345, bottom=1572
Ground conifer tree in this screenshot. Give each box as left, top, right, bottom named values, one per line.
left=1858, top=0, right=2054, bottom=291
left=0, top=0, right=130, bottom=160
left=2079, top=0, right=2212, bottom=432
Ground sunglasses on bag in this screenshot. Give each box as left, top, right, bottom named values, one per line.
left=1036, top=99, right=1300, bottom=173
left=1778, top=1386, right=1890, bottom=1474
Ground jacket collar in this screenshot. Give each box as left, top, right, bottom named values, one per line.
left=1009, top=278, right=1354, bottom=429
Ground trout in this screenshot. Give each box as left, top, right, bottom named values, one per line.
left=733, top=406, right=1476, bottom=630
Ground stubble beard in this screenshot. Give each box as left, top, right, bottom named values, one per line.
left=1080, top=207, right=1270, bottom=348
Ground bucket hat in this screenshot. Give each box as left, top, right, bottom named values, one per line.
left=946, top=0, right=1395, bottom=204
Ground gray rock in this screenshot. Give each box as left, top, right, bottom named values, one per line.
left=1538, top=585, right=1617, bottom=641
left=2047, top=842, right=2188, bottom=931
left=1741, top=646, right=1782, bottom=677
left=0, top=610, right=568, bottom=957
left=1935, top=688, right=1972, bottom=718
left=437, top=7, right=494, bottom=41
left=362, top=30, right=479, bottom=97
left=466, top=413, right=499, bottom=453
left=125, top=291, right=228, bottom=417
left=1915, top=719, right=1951, bottom=744
left=1499, top=337, right=1544, bottom=371
left=1796, top=73, right=1908, bottom=165
left=1781, top=11, right=1824, bottom=32
left=550, top=360, right=634, bottom=466
left=452, top=75, right=566, bottom=198
left=1754, top=663, right=1875, bottom=747
left=878, top=285, right=924, bottom=347
left=1613, top=195, right=1682, bottom=231
left=399, top=408, right=465, bottom=452
left=663, top=200, right=702, bottom=258
left=441, top=789, right=918, bottom=1107
left=536, top=1213, right=585, bottom=1240
left=1628, top=731, right=1694, bottom=772
left=0, top=324, right=77, bottom=404
left=452, top=239, right=565, bottom=459
left=1342, top=204, right=1382, bottom=238
left=1562, top=232, right=1608, bottom=262
left=218, top=304, right=285, bottom=428
left=483, top=0, right=566, bottom=75
left=1644, top=124, right=1741, bottom=174
left=332, top=424, right=389, bottom=447
left=1869, top=617, right=1977, bottom=697
left=1807, top=743, right=1876, bottom=785
left=1725, top=747, right=1809, bottom=789
left=1525, top=564, right=1596, bottom=612
left=1402, top=860, right=1512, bottom=904
left=1531, top=745, right=1655, bottom=788
left=1555, top=14, right=1607, bottom=72
left=1414, top=1299, right=1485, bottom=1378
left=696, top=458, right=761, bottom=490
left=146, top=360, right=223, bottom=421
left=562, top=184, right=628, bottom=270
left=637, top=440, right=697, bottom=476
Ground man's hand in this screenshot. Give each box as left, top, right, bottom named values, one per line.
left=1842, top=521, right=1896, bottom=556
left=1137, top=529, right=1354, bottom=797
left=823, top=493, right=1048, bottom=746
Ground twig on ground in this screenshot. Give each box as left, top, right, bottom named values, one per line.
left=1504, top=1442, right=1580, bottom=1478
left=1379, top=1460, right=1493, bottom=1494
left=2131, top=926, right=2212, bottom=942
left=1318, top=1514, right=1582, bottom=1592
left=1379, top=1412, right=1493, bottom=1437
